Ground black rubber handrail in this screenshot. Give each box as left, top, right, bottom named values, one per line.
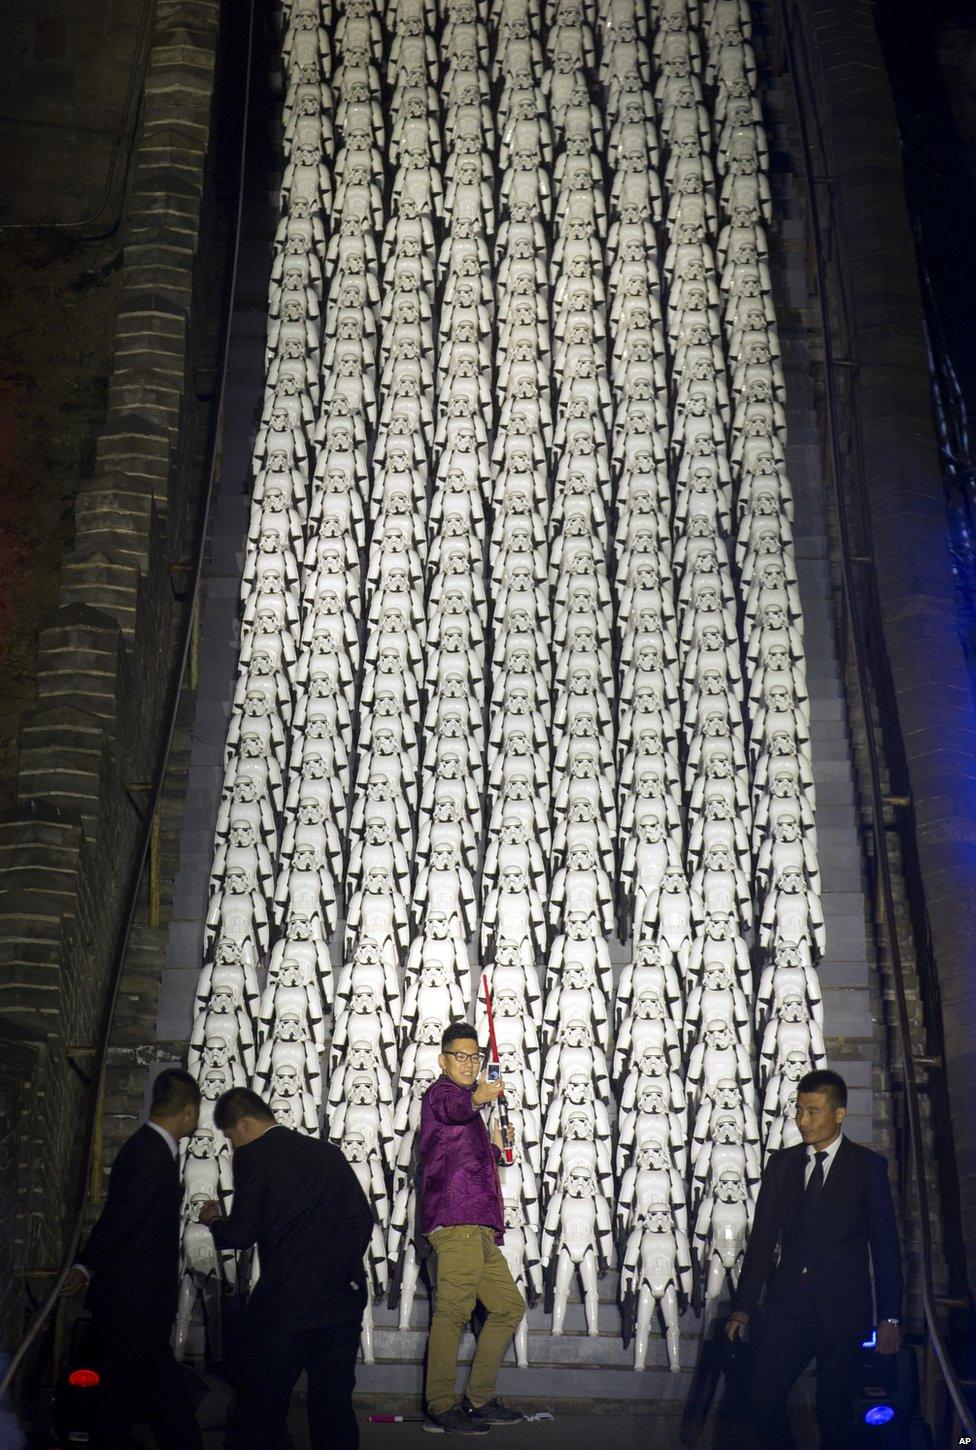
left=775, top=0, right=976, bottom=1436
left=0, top=0, right=257, bottom=1406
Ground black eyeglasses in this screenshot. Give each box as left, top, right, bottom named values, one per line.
left=446, top=1051, right=481, bottom=1066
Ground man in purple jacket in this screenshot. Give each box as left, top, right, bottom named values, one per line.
left=419, top=1022, right=526, bottom=1433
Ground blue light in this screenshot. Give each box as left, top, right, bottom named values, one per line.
left=861, top=1329, right=878, bottom=1349
left=864, top=1405, right=896, bottom=1426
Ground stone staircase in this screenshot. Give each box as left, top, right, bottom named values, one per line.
left=95, top=4, right=900, bottom=1417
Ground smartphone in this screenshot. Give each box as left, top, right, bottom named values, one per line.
left=486, top=1062, right=500, bottom=1082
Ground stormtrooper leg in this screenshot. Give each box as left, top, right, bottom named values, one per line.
left=513, top=1313, right=530, bottom=1368
left=175, top=1271, right=197, bottom=1361
left=634, top=1285, right=654, bottom=1371
left=661, top=1285, right=681, bottom=1372
left=579, top=1250, right=600, bottom=1336
left=398, top=1248, right=420, bottom=1331
left=361, top=1292, right=375, bottom=1364
left=551, top=1250, right=575, bottom=1336
left=703, top=1256, right=726, bottom=1332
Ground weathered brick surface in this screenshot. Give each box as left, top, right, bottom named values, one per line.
left=0, top=0, right=223, bottom=1343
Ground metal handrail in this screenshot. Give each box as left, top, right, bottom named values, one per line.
left=0, top=0, right=257, bottom=1407
left=775, top=0, right=976, bottom=1436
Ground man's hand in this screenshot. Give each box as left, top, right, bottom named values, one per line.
left=875, top=1321, right=901, bottom=1355
left=725, top=1309, right=749, bottom=1343
left=472, top=1073, right=504, bottom=1107
left=198, top=1200, right=222, bottom=1227
left=60, top=1266, right=88, bottom=1298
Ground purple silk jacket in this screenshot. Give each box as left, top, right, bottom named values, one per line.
left=419, top=1076, right=505, bottom=1243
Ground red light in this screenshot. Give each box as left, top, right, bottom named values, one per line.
left=67, top=1368, right=100, bottom=1389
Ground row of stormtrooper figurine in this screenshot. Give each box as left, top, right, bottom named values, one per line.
left=179, top=0, right=828, bottom=1375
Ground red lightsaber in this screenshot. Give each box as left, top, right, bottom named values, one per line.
left=481, top=971, right=514, bottom=1165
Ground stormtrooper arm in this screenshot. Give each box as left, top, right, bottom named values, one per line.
left=677, top=1232, right=694, bottom=1300
left=596, top=1196, right=615, bottom=1271
left=525, top=1225, right=545, bottom=1298
left=540, top=1192, right=562, bottom=1265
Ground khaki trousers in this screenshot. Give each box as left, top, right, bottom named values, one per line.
left=425, top=1225, right=526, bottom=1414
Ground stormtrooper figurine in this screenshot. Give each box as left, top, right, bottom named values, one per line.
left=692, top=1166, right=754, bottom=1330
left=759, top=1005, right=827, bottom=1086
left=684, top=960, right=753, bottom=1053
left=541, top=1162, right=615, bottom=1336
left=613, top=985, right=684, bottom=1080
left=755, top=945, right=824, bottom=1033
left=334, top=937, right=402, bottom=1020
left=328, top=1040, right=395, bottom=1123
left=761, top=1049, right=813, bottom=1148
left=386, top=1180, right=427, bottom=1332
left=546, top=912, right=615, bottom=1001
left=328, top=1071, right=395, bottom=1174
left=620, top=1204, right=693, bottom=1372
left=617, top=1076, right=689, bottom=1179
left=617, top=1135, right=689, bottom=1242
left=481, top=863, right=548, bottom=961
left=343, top=1128, right=389, bottom=1364
left=542, top=1070, right=615, bottom=1178
left=543, top=957, right=611, bottom=1054
left=254, top=1010, right=323, bottom=1105
left=330, top=982, right=399, bottom=1076
left=403, top=912, right=472, bottom=1003
left=541, top=1019, right=612, bottom=1112
left=614, top=939, right=683, bottom=1035
left=686, top=1018, right=756, bottom=1115
left=344, top=866, right=411, bottom=967
left=691, top=1107, right=762, bottom=1217
left=482, top=940, right=543, bottom=1026
left=400, top=959, right=469, bottom=1048
left=175, top=1199, right=224, bottom=1359
left=499, top=1190, right=544, bottom=1367
left=549, top=841, right=615, bottom=937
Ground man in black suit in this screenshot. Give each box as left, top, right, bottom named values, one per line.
left=198, top=1088, right=373, bottom=1450
left=726, top=1069, right=903, bottom=1448
left=62, top=1066, right=204, bottom=1449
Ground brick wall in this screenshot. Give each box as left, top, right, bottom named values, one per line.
left=0, top=0, right=227, bottom=1342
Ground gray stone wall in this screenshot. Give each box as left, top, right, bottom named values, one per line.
left=0, top=0, right=224, bottom=1341
left=0, top=0, right=151, bottom=227
left=780, top=0, right=976, bottom=1290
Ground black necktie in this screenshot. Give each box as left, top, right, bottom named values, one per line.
left=805, top=1150, right=828, bottom=1212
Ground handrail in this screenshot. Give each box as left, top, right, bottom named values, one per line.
left=0, top=0, right=257, bottom=1407
left=775, top=0, right=976, bottom=1436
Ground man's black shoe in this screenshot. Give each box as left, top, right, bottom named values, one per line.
left=423, top=1404, right=491, bottom=1434
left=462, top=1396, right=525, bottom=1424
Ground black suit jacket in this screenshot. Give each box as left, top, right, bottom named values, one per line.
left=78, top=1124, right=183, bottom=1337
left=210, top=1126, right=373, bottom=1331
left=735, top=1136, right=903, bottom=1342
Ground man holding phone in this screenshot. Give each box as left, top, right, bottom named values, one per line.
left=418, top=1022, right=525, bottom=1433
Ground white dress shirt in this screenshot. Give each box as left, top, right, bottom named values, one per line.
left=803, top=1131, right=844, bottom=1187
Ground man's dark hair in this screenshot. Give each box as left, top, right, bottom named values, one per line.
left=213, top=1087, right=276, bottom=1132
left=797, top=1069, right=848, bottom=1110
left=441, top=1021, right=481, bottom=1054
left=150, top=1067, right=202, bottom=1116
